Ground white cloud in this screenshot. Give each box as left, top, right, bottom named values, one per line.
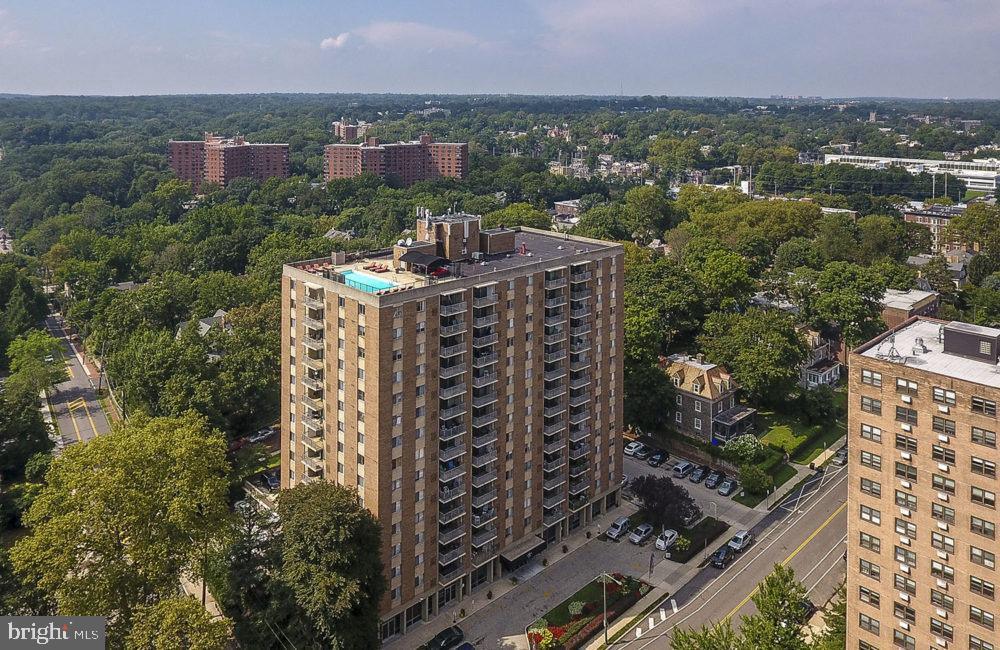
left=0, top=8, right=25, bottom=48
left=320, top=32, right=350, bottom=50
left=352, top=21, right=478, bottom=49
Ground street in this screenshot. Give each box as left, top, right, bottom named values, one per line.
left=44, top=313, right=112, bottom=446
left=614, top=464, right=847, bottom=648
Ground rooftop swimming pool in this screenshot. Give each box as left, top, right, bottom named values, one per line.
left=341, top=269, right=398, bottom=293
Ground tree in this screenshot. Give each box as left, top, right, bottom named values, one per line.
left=11, top=413, right=230, bottom=643
left=692, top=250, right=754, bottom=311
left=648, top=136, right=704, bottom=178
left=699, top=309, right=808, bottom=404
left=572, top=204, right=630, bottom=241
left=3, top=284, right=37, bottom=336
left=481, top=202, right=551, bottom=230
left=278, top=481, right=386, bottom=649
left=922, top=255, right=956, bottom=299
left=628, top=475, right=701, bottom=529
left=622, top=185, right=674, bottom=242
left=810, top=585, right=845, bottom=650
left=740, top=564, right=809, bottom=650
left=739, top=465, right=773, bottom=496
left=814, top=212, right=858, bottom=263
left=773, top=238, right=821, bottom=273
left=0, top=381, right=52, bottom=478
left=799, top=262, right=887, bottom=348
left=671, top=621, right=739, bottom=650
left=6, top=330, right=67, bottom=392
left=126, top=596, right=231, bottom=650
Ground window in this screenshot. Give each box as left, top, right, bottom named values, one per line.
left=930, top=589, right=954, bottom=612
left=895, top=545, right=916, bottom=567
left=972, top=515, right=996, bottom=539
left=930, top=618, right=953, bottom=641
left=860, top=531, right=881, bottom=552
left=932, top=416, right=956, bottom=435
left=973, top=456, right=998, bottom=478
left=895, top=518, right=916, bottom=539
left=971, top=546, right=997, bottom=569
left=675, top=394, right=682, bottom=405
left=894, top=573, right=916, bottom=595
left=931, top=531, right=954, bottom=552
left=860, top=558, right=881, bottom=581
left=894, top=490, right=916, bottom=510
left=892, top=630, right=914, bottom=650
left=933, top=386, right=956, bottom=405
left=859, top=642, right=878, bottom=650
left=861, top=423, right=882, bottom=442
left=971, top=635, right=996, bottom=650
left=982, top=340, right=994, bottom=356
left=858, top=586, right=880, bottom=607
left=931, top=560, right=955, bottom=582
left=932, top=474, right=955, bottom=494
left=860, top=504, right=881, bottom=525
left=973, top=397, right=998, bottom=417
left=932, top=502, right=956, bottom=523
left=893, top=601, right=915, bottom=623
left=971, top=576, right=996, bottom=599
left=694, top=400, right=702, bottom=412
left=694, top=418, right=702, bottom=431
left=970, top=605, right=995, bottom=630
left=860, top=478, right=881, bottom=497
left=861, top=396, right=882, bottom=414
left=862, top=369, right=882, bottom=387
left=973, top=486, right=997, bottom=508
left=675, top=411, right=682, bottom=423
left=861, top=450, right=882, bottom=470
left=895, top=433, right=917, bottom=452
left=895, top=378, right=918, bottom=395
left=973, top=426, right=998, bottom=448
left=895, top=406, right=917, bottom=425
left=895, top=462, right=917, bottom=481
left=932, top=444, right=956, bottom=465
left=858, top=612, right=880, bottom=635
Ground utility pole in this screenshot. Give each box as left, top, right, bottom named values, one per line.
left=932, top=173, right=936, bottom=198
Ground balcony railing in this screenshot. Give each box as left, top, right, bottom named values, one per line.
left=472, top=429, right=497, bottom=448
left=301, top=455, right=324, bottom=473
left=543, top=384, right=566, bottom=400
left=570, top=324, right=591, bottom=336
left=569, top=393, right=591, bottom=408
left=543, top=402, right=566, bottom=418
left=570, top=375, right=591, bottom=390
left=471, top=471, right=496, bottom=488
left=439, top=508, right=466, bottom=529
left=472, top=372, right=498, bottom=388
left=440, top=342, right=466, bottom=358
left=301, top=375, right=323, bottom=391
left=472, top=510, right=497, bottom=527
left=543, top=510, right=564, bottom=526
left=570, top=307, right=591, bottom=319
left=439, top=465, right=466, bottom=482
left=570, top=289, right=593, bottom=301
left=440, top=363, right=467, bottom=380
left=302, top=336, right=324, bottom=352
left=543, top=494, right=566, bottom=509
left=570, top=358, right=590, bottom=371
left=440, top=301, right=467, bottom=317
left=440, top=322, right=467, bottom=337
left=302, top=295, right=324, bottom=310
left=543, top=332, right=565, bottom=345
left=544, top=439, right=566, bottom=454
left=545, top=296, right=567, bottom=309
left=569, top=428, right=590, bottom=443
left=543, top=422, right=565, bottom=436
left=440, top=403, right=466, bottom=420
left=472, top=333, right=499, bottom=347
left=569, top=494, right=589, bottom=512
left=439, top=485, right=466, bottom=504
left=439, top=443, right=467, bottom=463
left=301, top=395, right=324, bottom=412
left=471, top=490, right=497, bottom=508
left=543, top=458, right=565, bottom=473
left=471, top=526, right=498, bottom=548
left=302, top=315, right=325, bottom=331
left=473, top=294, right=497, bottom=308
left=472, top=352, right=498, bottom=368
left=570, top=341, right=592, bottom=355
left=544, top=476, right=566, bottom=491
left=570, top=271, right=592, bottom=283
left=472, top=411, right=498, bottom=428
left=544, top=350, right=567, bottom=364
left=569, top=479, right=589, bottom=495
left=569, top=462, right=589, bottom=478
left=569, top=445, right=590, bottom=460
left=440, top=423, right=466, bottom=441
left=544, top=368, right=567, bottom=381
left=438, top=564, right=464, bottom=585
left=302, top=435, right=323, bottom=453
left=472, top=393, right=497, bottom=408
left=569, top=410, right=591, bottom=425
left=545, top=277, right=567, bottom=289
left=303, top=418, right=324, bottom=436
left=438, top=547, right=465, bottom=565
left=544, top=314, right=567, bottom=326
left=472, top=448, right=497, bottom=467
left=439, top=383, right=467, bottom=400
left=474, top=314, right=499, bottom=328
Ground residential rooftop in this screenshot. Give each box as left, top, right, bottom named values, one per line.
left=882, top=288, right=938, bottom=310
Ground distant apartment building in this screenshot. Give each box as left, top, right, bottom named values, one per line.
left=323, top=134, right=468, bottom=186
left=332, top=117, right=373, bottom=141
left=824, top=153, right=1000, bottom=193
left=168, top=133, right=290, bottom=189
left=848, top=318, right=1000, bottom=650
left=903, top=204, right=972, bottom=255
left=658, top=353, right=756, bottom=444
left=281, top=210, right=623, bottom=641
left=882, top=288, right=940, bottom=330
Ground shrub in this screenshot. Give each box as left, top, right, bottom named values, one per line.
left=740, top=463, right=774, bottom=495
left=724, top=434, right=764, bottom=464
left=567, top=600, right=585, bottom=617
left=674, top=535, right=691, bottom=553
left=24, top=452, right=52, bottom=482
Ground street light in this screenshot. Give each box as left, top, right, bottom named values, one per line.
left=600, top=572, right=623, bottom=647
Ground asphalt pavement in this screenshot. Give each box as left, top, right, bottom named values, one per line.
left=44, top=313, right=112, bottom=446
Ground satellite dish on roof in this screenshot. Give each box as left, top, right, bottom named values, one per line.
left=405, top=237, right=413, bottom=246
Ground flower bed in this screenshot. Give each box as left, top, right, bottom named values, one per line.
left=527, top=573, right=651, bottom=650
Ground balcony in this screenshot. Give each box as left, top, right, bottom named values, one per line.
left=544, top=510, right=564, bottom=526
left=543, top=458, right=565, bottom=473
left=570, top=358, right=590, bottom=372
left=301, top=455, right=324, bottom=473
left=545, top=277, right=567, bottom=290
left=472, top=393, right=497, bottom=409
left=301, top=375, right=323, bottom=392
left=439, top=465, right=466, bottom=482
left=543, top=384, right=566, bottom=400
left=472, top=352, right=498, bottom=368
left=472, top=448, right=497, bottom=468
left=570, top=324, right=591, bottom=336
left=569, top=410, right=591, bottom=425
left=543, top=494, right=565, bottom=509
left=570, top=271, right=592, bottom=283
left=543, top=332, right=565, bottom=345
left=440, top=322, right=467, bottom=337
left=569, top=494, right=589, bottom=512
left=301, top=394, right=324, bottom=412
left=440, top=423, right=466, bottom=441
left=302, top=434, right=323, bottom=453
left=303, top=418, right=324, bottom=436
left=569, top=445, right=590, bottom=460
left=438, top=524, right=466, bottom=545
left=302, top=355, right=324, bottom=371
left=570, top=341, right=592, bottom=355
left=474, top=313, right=499, bottom=328
left=570, top=374, right=591, bottom=390
left=473, top=333, right=499, bottom=347
left=440, top=342, right=466, bottom=358
left=440, top=403, right=466, bottom=421
left=473, top=294, right=497, bottom=308
left=569, top=479, right=589, bottom=495
left=302, top=295, right=324, bottom=310
left=472, top=543, right=498, bottom=566
left=545, top=296, right=567, bottom=309
left=438, top=564, right=464, bottom=585
left=472, top=372, right=497, bottom=388
left=544, top=313, right=567, bottom=327
left=544, top=439, right=566, bottom=454
left=570, top=289, right=593, bottom=301
left=569, top=461, right=589, bottom=478
left=440, top=443, right=467, bottom=463
left=471, top=526, right=498, bottom=548
left=543, top=402, right=566, bottom=418
left=569, top=393, right=590, bottom=408
left=472, top=429, right=497, bottom=448
left=570, top=307, right=591, bottom=319
left=439, top=506, right=466, bottom=527
left=439, top=484, right=466, bottom=504
left=440, top=363, right=467, bottom=380
left=302, top=336, right=324, bottom=352
left=569, top=428, right=590, bottom=443
left=544, top=368, right=567, bottom=381
left=543, top=476, right=565, bottom=490
left=439, top=383, right=467, bottom=401
left=302, top=315, right=325, bottom=331
left=440, top=301, right=467, bottom=317
left=471, top=490, right=497, bottom=508
left=472, top=411, right=498, bottom=428
left=472, top=507, right=497, bottom=527
left=544, top=350, right=567, bottom=364
left=471, top=470, right=496, bottom=488
left=438, top=547, right=466, bottom=565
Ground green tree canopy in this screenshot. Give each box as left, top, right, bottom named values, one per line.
left=125, top=596, right=231, bottom=650
left=481, top=202, right=551, bottom=230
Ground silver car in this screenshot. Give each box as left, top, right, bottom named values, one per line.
left=629, top=523, right=654, bottom=545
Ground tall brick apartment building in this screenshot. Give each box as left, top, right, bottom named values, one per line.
left=323, top=134, right=468, bottom=186
left=281, top=210, right=623, bottom=641
left=168, top=133, right=290, bottom=189
left=848, top=317, right=1000, bottom=650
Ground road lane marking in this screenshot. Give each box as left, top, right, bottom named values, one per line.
left=805, top=534, right=848, bottom=594
left=64, top=402, right=83, bottom=442
left=722, top=501, right=848, bottom=622
left=79, top=398, right=101, bottom=436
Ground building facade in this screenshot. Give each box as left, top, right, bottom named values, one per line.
left=658, top=353, right=756, bottom=444
left=903, top=205, right=972, bottom=255
left=332, top=117, right=373, bottom=141
left=168, top=133, right=290, bottom=189
left=882, top=288, right=940, bottom=330
left=323, top=134, right=468, bottom=186
left=848, top=318, right=1000, bottom=650
left=825, top=153, right=1000, bottom=193
left=280, top=212, right=623, bottom=642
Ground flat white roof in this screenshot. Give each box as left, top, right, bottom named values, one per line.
left=859, top=319, right=1000, bottom=388
left=882, top=288, right=937, bottom=310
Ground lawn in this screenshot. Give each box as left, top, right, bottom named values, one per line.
left=733, top=463, right=797, bottom=507
left=667, top=516, right=729, bottom=564
left=759, top=390, right=847, bottom=465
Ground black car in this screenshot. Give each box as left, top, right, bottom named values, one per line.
left=634, top=446, right=652, bottom=460
left=704, top=470, right=724, bottom=490
left=710, top=545, right=735, bottom=569
left=689, top=465, right=710, bottom=484
left=264, top=469, right=280, bottom=491
left=647, top=451, right=668, bottom=467
left=797, top=599, right=818, bottom=623
left=426, top=626, right=465, bottom=650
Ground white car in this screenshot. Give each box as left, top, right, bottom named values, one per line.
left=629, top=523, right=654, bottom=545
left=728, top=530, right=754, bottom=553
left=624, top=441, right=644, bottom=457
left=655, top=529, right=679, bottom=550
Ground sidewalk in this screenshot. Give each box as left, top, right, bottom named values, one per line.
left=180, top=572, right=225, bottom=620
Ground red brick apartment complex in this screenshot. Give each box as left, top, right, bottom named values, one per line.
left=168, top=133, right=290, bottom=189
left=281, top=210, right=623, bottom=641
left=323, top=134, right=468, bottom=186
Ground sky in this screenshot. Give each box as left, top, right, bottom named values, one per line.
left=1, top=0, right=999, bottom=98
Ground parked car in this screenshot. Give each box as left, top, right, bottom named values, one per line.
left=689, top=465, right=710, bottom=484
left=634, top=446, right=652, bottom=461
left=798, top=599, right=818, bottom=622
left=728, top=530, right=754, bottom=553
left=647, top=450, right=668, bottom=467
left=248, top=427, right=276, bottom=444
left=263, top=469, right=280, bottom=491
left=606, top=516, right=631, bottom=540
left=672, top=461, right=695, bottom=478
left=832, top=446, right=848, bottom=466
left=624, top=441, right=644, bottom=457
left=426, top=626, right=465, bottom=650
left=710, top=545, right=735, bottom=568
left=629, top=523, right=654, bottom=544
left=705, top=471, right=725, bottom=490
left=655, top=529, right=679, bottom=550
left=718, top=479, right=738, bottom=497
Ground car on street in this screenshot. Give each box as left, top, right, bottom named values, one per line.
left=624, top=441, right=644, bottom=457
left=705, top=470, right=724, bottom=489
left=606, top=516, right=631, bottom=540
left=634, top=446, right=652, bottom=460
left=248, top=427, right=276, bottom=444
left=672, top=460, right=695, bottom=478
left=629, top=523, right=654, bottom=544
left=647, top=450, right=668, bottom=467
left=717, top=478, right=738, bottom=496
left=655, top=529, right=679, bottom=550
left=728, top=530, right=754, bottom=553
left=426, top=626, right=465, bottom=650
left=710, top=545, right=735, bottom=568
left=688, top=465, right=710, bottom=483
left=832, top=446, right=847, bottom=466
